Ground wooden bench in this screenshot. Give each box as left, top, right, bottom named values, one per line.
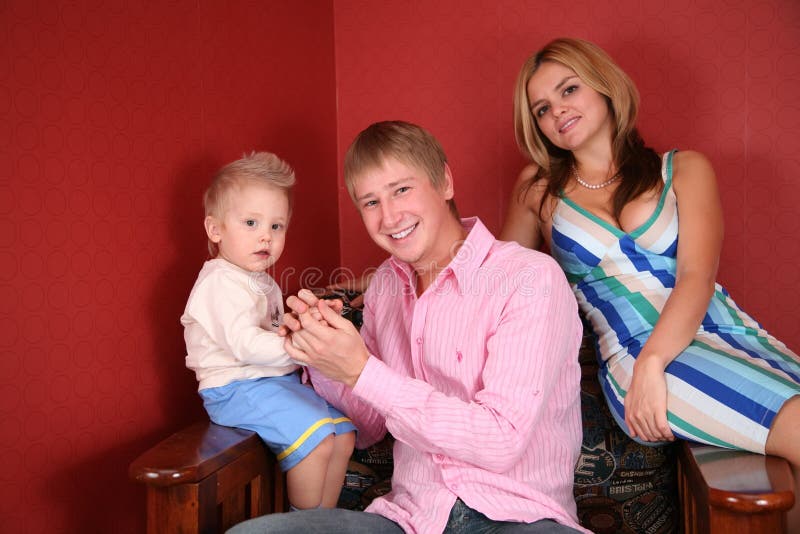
left=129, top=421, right=287, bottom=534
left=677, top=442, right=796, bottom=533
left=130, top=421, right=796, bottom=534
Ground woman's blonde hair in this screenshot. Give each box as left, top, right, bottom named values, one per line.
left=513, top=38, right=660, bottom=221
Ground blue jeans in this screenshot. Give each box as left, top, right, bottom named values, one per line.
left=227, top=499, right=582, bottom=533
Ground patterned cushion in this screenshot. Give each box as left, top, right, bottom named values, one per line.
left=574, top=331, right=678, bottom=533
left=339, top=435, right=394, bottom=510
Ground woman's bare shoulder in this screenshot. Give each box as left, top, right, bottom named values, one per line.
left=671, top=150, right=716, bottom=190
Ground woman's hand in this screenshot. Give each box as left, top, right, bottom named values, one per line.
left=624, top=355, right=675, bottom=442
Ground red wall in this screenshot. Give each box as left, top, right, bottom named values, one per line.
left=0, top=1, right=339, bottom=532
left=334, top=0, right=800, bottom=349
left=2, top=1, right=799, bottom=532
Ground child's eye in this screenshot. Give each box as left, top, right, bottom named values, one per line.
left=245, top=219, right=257, bottom=227
left=271, top=223, right=284, bottom=231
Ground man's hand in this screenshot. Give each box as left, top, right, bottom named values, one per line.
left=282, top=289, right=369, bottom=388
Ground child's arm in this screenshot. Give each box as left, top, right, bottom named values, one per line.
left=186, top=270, right=296, bottom=368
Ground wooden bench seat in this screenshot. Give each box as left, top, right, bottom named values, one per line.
left=130, top=421, right=796, bottom=533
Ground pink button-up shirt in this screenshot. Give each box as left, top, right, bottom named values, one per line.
left=311, top=218, right=588, bottom=534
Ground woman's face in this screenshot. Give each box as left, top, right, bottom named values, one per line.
left=526, top=61, right=613, bottom=153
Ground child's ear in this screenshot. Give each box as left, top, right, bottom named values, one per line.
left=204, top=216, right=222, bottom=243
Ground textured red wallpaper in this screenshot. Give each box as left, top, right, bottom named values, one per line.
left=333, top=0, right=800, bottom=349
left=2, top=1, right=799, bottom=532
left=0, top=1, right=339, bottom=532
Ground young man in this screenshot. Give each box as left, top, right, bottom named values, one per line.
left=229, top=121, right=588, bottom=534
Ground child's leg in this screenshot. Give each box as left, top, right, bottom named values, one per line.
left=286, top=434, right=335, bottom=510
left=321, top=431, right=356, bottom=507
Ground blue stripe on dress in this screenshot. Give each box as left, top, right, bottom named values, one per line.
left=552, top=227, right=602, bottom=267
left=716, top=332, right=800, bottom=382
left=666, top=360, right=776, bottom=425
left=662, top=238, right=678, bottom=257
left=676, top=343, right=798, bottom=401
left=580, top=281, right=636, bottom=351
left=618, top=239, right=677, bottom=288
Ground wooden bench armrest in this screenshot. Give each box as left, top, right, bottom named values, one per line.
left=677, top=441, right=796, bottom=533
left=129, top=421, right=265, bottom=487
left=129, top=421, right=286, bottom=534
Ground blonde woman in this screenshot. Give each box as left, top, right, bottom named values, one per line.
left=503, top=37, right=800, bottom=467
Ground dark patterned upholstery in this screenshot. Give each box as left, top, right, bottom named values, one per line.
left=574, top=329, right=678, bottom=533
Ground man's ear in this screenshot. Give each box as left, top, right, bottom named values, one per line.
left=441, top=163, right=455, bottom=200
left=204, top=216, right=222, bottom=243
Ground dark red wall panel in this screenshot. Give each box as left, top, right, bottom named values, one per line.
left=2, top=1, right=799, bottom=532
left=334, top=0, right=800, bottom=349
left=0, top=1, right=338, bottom=532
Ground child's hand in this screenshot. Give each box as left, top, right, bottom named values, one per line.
left=283, top=298, right=369, bottom=388
left=279, top=290, right=344, bottom=337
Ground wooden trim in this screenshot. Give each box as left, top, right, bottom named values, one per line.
left=677, top=441, right=795, bottom=533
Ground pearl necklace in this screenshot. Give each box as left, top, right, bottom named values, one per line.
left=572, top=165, right=620, bottom=190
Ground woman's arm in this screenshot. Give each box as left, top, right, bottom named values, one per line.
left=500, top=164, right=545, bottom=249
left=624, top=150, right=723, bottom=442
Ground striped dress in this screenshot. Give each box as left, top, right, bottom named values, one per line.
left=550, top=150, right=800, bottom=453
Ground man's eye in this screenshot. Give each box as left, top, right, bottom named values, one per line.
left=245, top=219, right=257, bottom=227
left=364, top=200, right=378, bottom=208
left=396, top=186, right=410, bottom=194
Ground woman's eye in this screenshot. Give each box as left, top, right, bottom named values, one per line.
left=564, top=85, right=578, bottom=96
left=535, top=105, right=549, bottom=118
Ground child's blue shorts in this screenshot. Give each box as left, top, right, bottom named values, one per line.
left=199, top=373, right=356, bottom=471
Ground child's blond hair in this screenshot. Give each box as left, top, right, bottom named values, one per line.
left=203, top=151, right=295, bottom=257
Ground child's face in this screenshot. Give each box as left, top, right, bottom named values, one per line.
left=206, top=183, right=289, bottom=272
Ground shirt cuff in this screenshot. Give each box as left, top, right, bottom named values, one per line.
left=351, top=355, right=400, bottom=416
